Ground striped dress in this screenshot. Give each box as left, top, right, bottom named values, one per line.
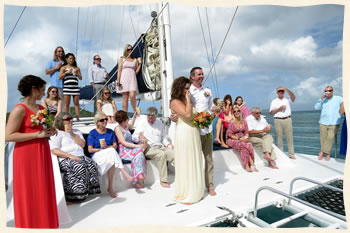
left=63, top=68, right=80, bottom=96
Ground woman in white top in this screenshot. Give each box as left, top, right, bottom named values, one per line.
left=97, top=87, right=118, bottom=123
left=50, top=112, right=101, bottom=203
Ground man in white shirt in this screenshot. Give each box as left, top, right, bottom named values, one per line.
left=88, top=55, right=109, bottom=113
left=269, top=87, right=296, bottom=159
left=246, top=107, right=278, bottom=169
left=189, top=67, right=219, bottom=196
left=132, top=107, right=175, bottom=188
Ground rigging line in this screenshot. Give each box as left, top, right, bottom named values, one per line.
left=75, top=7, right=80, bottom=57
left=128, top=6, right=138, bottom=41
left=80, top=3, right=170, bottom=112
left=100, top=6, right=108, bottom=54
left=4, top=6, right=26, bottom=48
left=197, top=7, right=218, bottom=97
left=204, top=5, right=239, bottom=84
left=205, top=8, right=220, bottom=97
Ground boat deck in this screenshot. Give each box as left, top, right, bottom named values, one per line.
left=5, top=118, right=346, bottom=228
left=19, top=151, right=346, bottom=228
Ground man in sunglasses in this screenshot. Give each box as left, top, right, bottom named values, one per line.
left=246, top=107, right=278, bottom=169
left=45, top=46, right=66, bottom=106
left=314, top=86, right=343, bottom=161
left=269, top=87, right=296, bottom=159
left=132, top=107, right=174, bottom=188
left=88, top=55, right=109, bottom=113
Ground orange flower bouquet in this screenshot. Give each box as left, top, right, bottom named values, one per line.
left=193, top=111, right=215, bottom=138
left=30, top=109, right=54, bottom=129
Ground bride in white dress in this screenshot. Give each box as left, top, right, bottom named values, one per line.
left=170, top=76, right=204, bottom=204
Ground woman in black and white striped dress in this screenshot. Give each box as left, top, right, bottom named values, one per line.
left=59, top=53, right=82, bottom=121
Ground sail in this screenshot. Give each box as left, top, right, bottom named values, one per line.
left=79, top=19, right=161, bottom=104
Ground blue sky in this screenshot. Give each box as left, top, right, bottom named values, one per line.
left=3, top=3, right=344, bottom=113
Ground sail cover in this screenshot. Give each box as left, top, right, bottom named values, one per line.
left=79, top=19, right=161, bottom=104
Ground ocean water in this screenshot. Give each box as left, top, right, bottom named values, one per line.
left=261, top=110, right=346, bottom=160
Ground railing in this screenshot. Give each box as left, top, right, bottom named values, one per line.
left=253, top=186, right=346, bottom=221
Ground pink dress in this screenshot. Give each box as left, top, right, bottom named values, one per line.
left=116, top=58, right=138, bottom=93
left=240, top=105, right=250, bottom=119
left=226, top=120, right=254, bottom=168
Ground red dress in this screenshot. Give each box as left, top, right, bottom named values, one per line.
left=13, top=104, right=59, bottom=228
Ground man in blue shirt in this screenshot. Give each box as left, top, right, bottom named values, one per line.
left=314, top=86, right=343, bottom=161
left=45, top=46, right=65, bottom=105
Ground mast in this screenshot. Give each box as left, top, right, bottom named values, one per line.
left=158, top=2, right=174, bottom=118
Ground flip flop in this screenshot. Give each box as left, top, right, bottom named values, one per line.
left=318, top=152, right=323, bottom=160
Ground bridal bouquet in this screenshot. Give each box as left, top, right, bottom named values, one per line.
left=193, top=111, right=215, bottom=138
left=30, top=109, right=54, bottom=129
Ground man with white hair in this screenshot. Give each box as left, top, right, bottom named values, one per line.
left=132, top=107, right=175, bottom=188
left=246, top=107, right=278, bottom=169
left=269, top=87, right=296, bottom=159
left=314, top=86, right=343, bottom=161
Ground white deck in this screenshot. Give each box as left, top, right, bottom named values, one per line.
left=5, top=119, right=346, bottom=228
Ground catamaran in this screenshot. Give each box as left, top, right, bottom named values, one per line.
left=4, top=2, right=346, bottom=229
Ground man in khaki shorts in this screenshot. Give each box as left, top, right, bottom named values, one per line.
left=269, top=87, right=296, bottom=159
left=132, top=107, right=174, bottom=188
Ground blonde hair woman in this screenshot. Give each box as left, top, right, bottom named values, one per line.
left=115, top=44, right=141, bottom=113
left=97, top=87, right=117, bottom=123
left=41, top=86, right=62, bottom=118
left=226, top=106, right=258, bottom=172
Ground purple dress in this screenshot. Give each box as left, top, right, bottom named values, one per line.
left=117, top=126, right=146, bottom=183
left=116, top=58, right=138, bottom=93
left=226, top=120, right=254, bottom=168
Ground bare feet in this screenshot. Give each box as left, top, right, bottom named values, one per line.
left=125, top=174, right=134, bottom=183
left=289, top=155, right=296, bottom=160
left=252, top=166, right=259, bottom=172
left=182, top=202, right=193, bottom=205
left=107, top=188, right=118, bottom=198
left=214, top=137, right=221, bottom=144
left=245, top=165, right=252, bottom=172
left=263, top=154, right=273, bottom=161
left=208, top=188, right=216, bottom=196
left=325, top=154, right=330, bottom=161
left=269, top=161, right=279, bottom=169
left=318, top=152, right=324, bottom=160
left=139, top=175, right=145, bottom=180
left=66, top=201, right=74, bottom=205
left=160, top=182, right=171, bottom=188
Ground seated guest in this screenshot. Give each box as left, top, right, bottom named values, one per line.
left=41, top=86, right=62, bottom=118
left=233, top=96, right=250, bottom=119
left=226, top=106, right=258, bottom=172
left=50, top=112, right=101, bottom=202
left=215, top=94, right=233, bottom=148
left=87, top=112, right=133, bottom=198
left=97, top=87, right=118, bottom=123
left=132, top=107, right=175, bottom=188
left=246, top=107, right=278, bottom=169
left=114, top=110, right=147, bottom=189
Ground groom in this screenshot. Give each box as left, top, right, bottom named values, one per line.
left=189, top=67, right=219, bottom=196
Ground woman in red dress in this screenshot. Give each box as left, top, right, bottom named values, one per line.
left=5, top=75, right=59, bottom=228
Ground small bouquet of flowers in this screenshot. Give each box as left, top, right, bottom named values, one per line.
left=193, top=111, right=215, bottom=138
left=30, top=109, right=54, bottom=129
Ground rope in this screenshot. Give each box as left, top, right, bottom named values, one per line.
left=4, top=6, right=26, bottom=48
left=204, top=5, right=239, bottom=84
left=75, top=8, right=80, bottom=56
left=205, top=8, right=220, bottom=97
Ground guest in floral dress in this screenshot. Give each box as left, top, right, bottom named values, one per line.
left=114, top=110, right=147, bottom=189
left=226, top=106, right=258, bottom=172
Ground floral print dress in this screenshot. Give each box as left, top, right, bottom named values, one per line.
left=117, top=126, right=146, bottom=183
left=226, top=120, right=254, bottom=168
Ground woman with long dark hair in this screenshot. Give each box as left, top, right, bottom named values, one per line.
left=5, top=75, right=59, bottom=228
left=59, top=53, right=82, bottom=120
left=170, top=76, right=204, bottom=204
